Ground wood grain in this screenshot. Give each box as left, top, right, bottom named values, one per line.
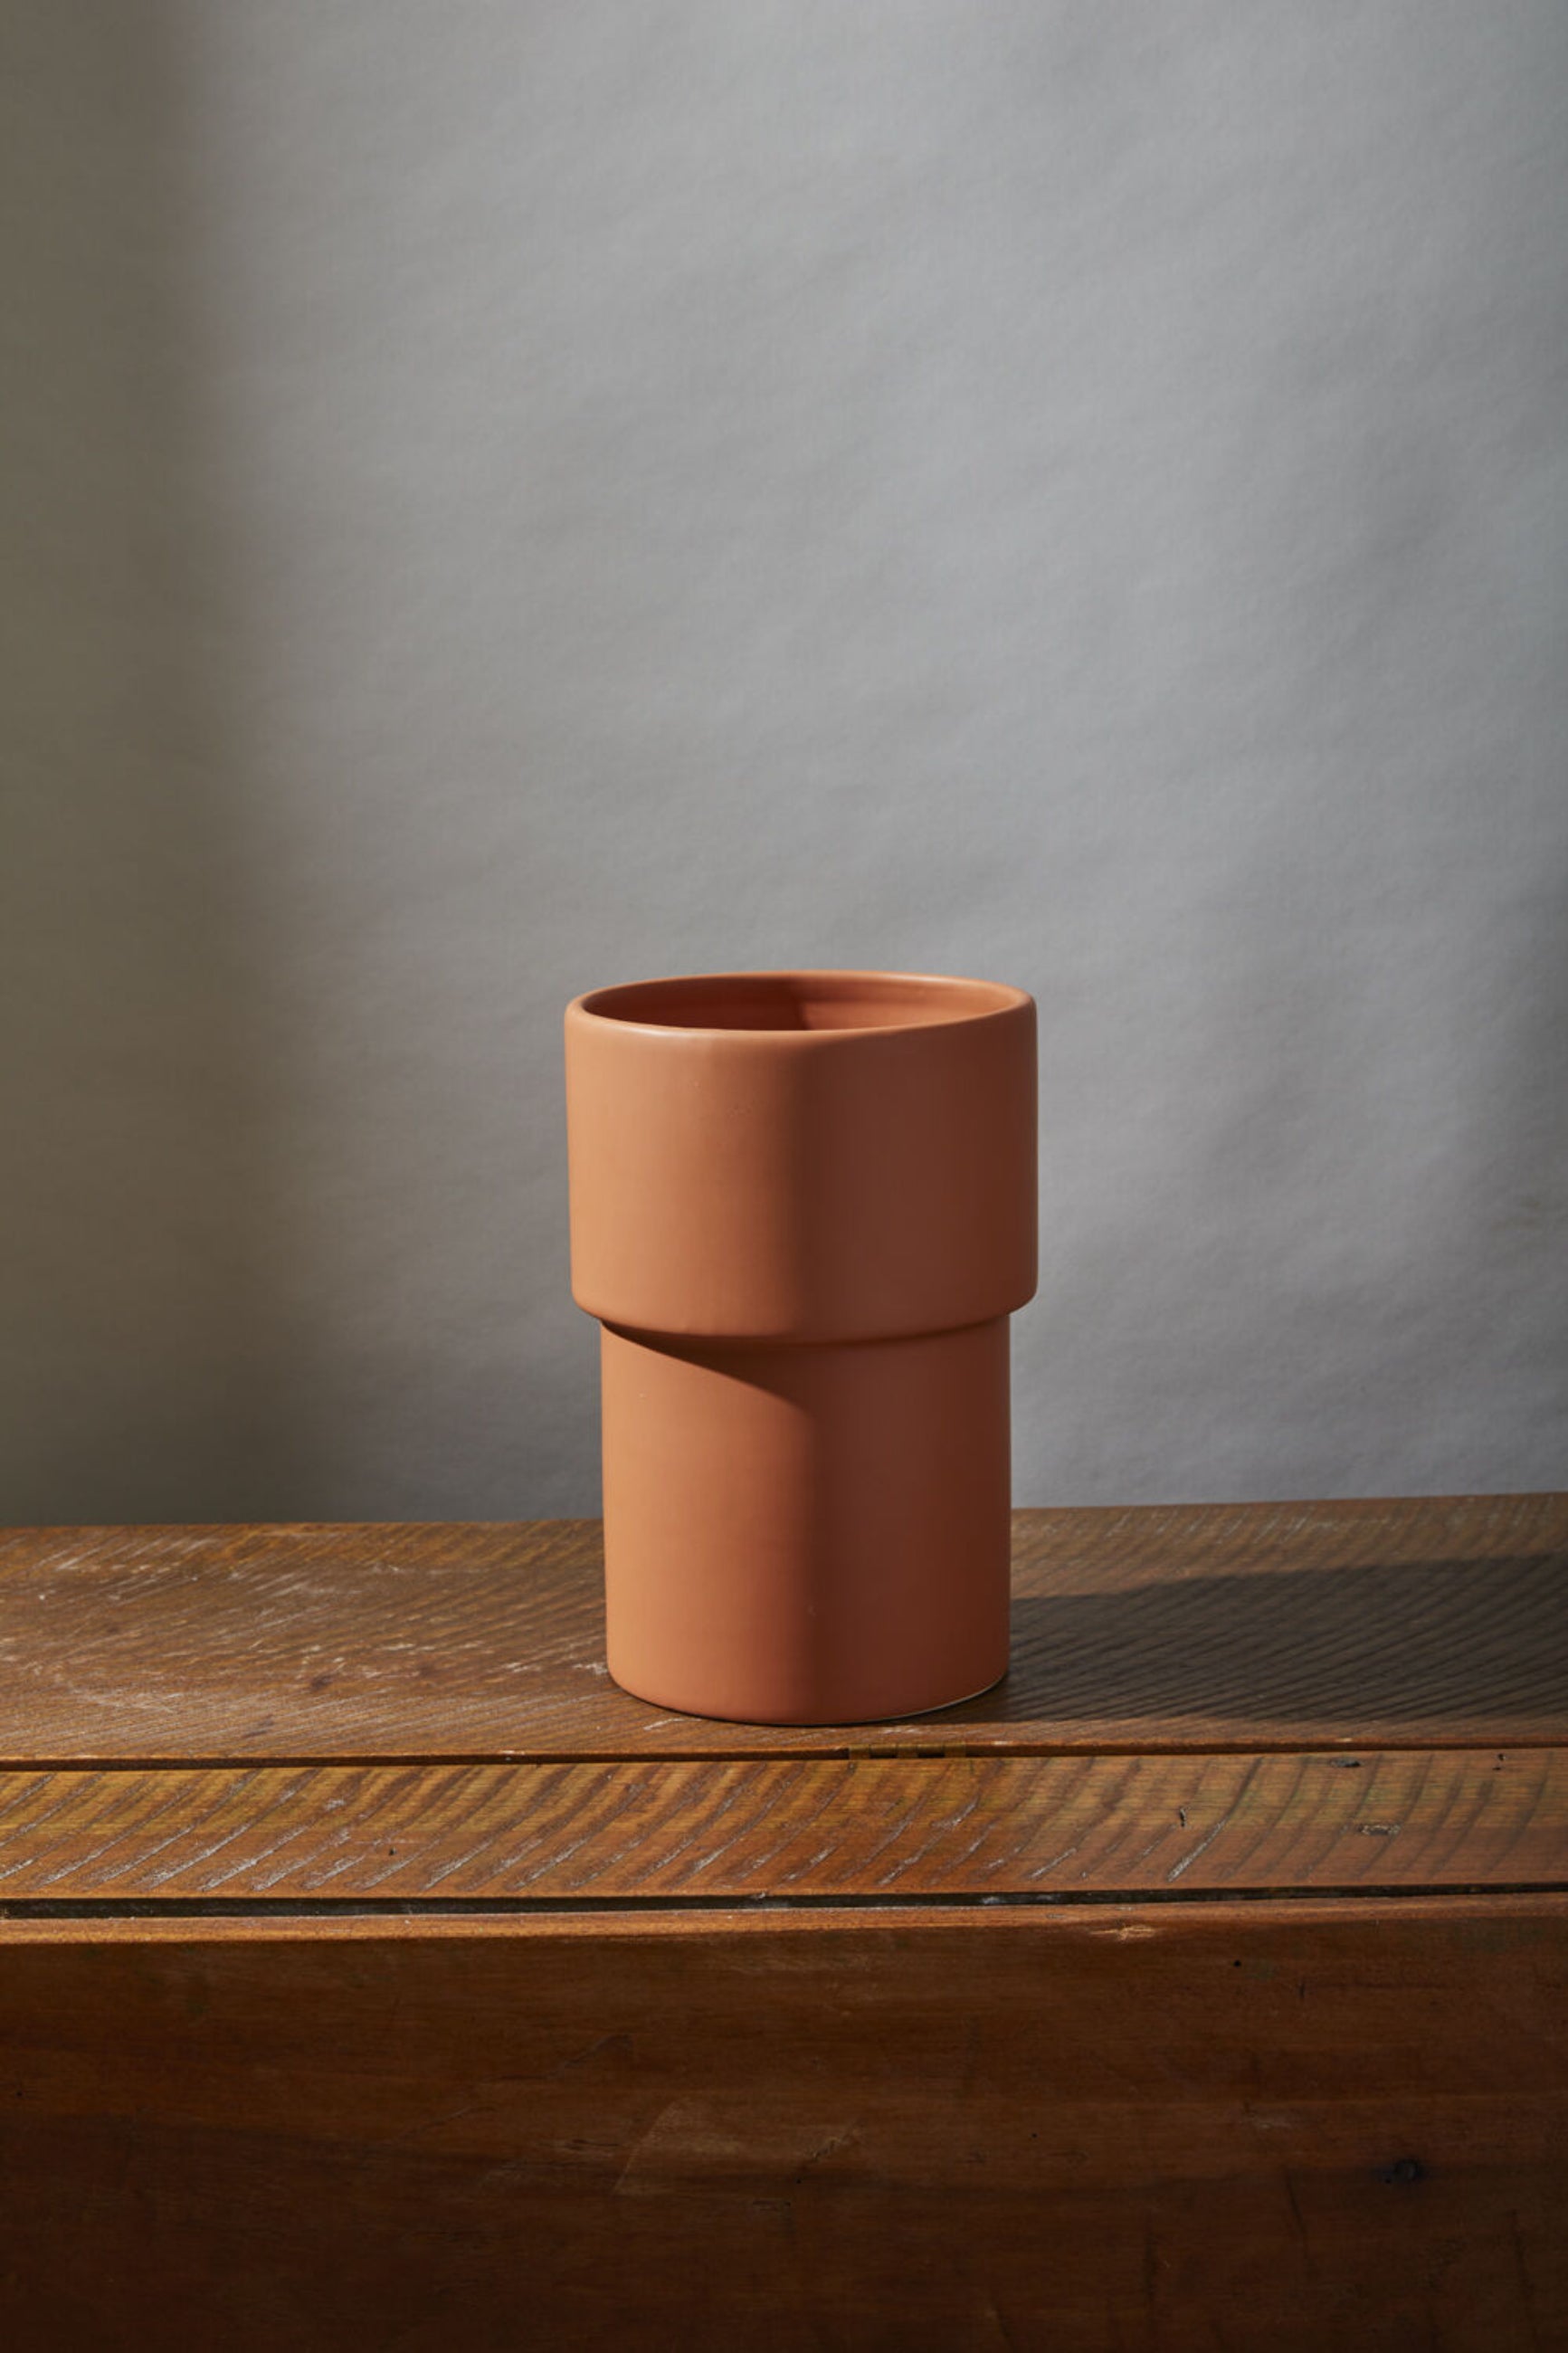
left=3, top=1501, right=1565, bottom=2344
left=0, top=1749, right=1563, bottom=1905
left=3, top=1495, right=1564, bottom=1762
left=2, top=1900, right=1564, bottom=2350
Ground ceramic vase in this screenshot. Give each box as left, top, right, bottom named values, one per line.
left=564, top=969, right=1037, bottom=1724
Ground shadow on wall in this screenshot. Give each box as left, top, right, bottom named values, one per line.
left=0, top=5, right=306, bottom=1519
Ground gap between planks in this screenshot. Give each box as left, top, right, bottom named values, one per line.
left=5, top=1737, right=1568, bottom=1771
left=5, top=1887, right=1568, bottom=1946
left=9, top=1730, right=1563, bottom=1767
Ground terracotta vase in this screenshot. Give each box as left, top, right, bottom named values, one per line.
left=564, top=969, right=1037, bottom=1724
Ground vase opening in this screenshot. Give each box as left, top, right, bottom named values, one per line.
left=576, top=969, right=1027, bottom=1035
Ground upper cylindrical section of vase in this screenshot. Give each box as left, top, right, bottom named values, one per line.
left=565, top=970, right=1037, bottom=1343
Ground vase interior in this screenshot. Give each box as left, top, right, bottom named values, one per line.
left=578, top=971, right=1022, bottom=1034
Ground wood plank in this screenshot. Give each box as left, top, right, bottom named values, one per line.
left=2, top=1495, right=1564, bottom=1762
left=0, top=1749, right=1563, bottom=1903
left=2, top=1900, right=1564, bottom=2349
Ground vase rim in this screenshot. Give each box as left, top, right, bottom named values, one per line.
left=569, top=968, right=1032, bottom=1039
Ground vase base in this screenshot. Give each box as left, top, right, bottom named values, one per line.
left=605, top=1662, right=1009, bottom=1730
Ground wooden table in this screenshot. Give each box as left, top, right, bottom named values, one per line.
left=2, top=1498, right=1564, bottom=2348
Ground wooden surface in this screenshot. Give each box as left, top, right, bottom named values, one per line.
left=3, top=1495, right=1565, bottom=1763
left=2, top=1498, right=1565, bottom=2348
left=0, top=1750, right=1563, bottom=1907
left=2, top=1900, right=1565, bottom=2350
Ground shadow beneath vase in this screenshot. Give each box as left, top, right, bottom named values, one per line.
left=940, top=1552, right=1568, bottom=1728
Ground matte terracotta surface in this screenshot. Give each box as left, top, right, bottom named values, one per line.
left=599, top=1317, right=1011, bottom=1722
left=565, top=971, right=1036, bottom=1342
left=565, top=969, right=1038, bottom=1723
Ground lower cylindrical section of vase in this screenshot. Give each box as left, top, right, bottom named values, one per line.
left=600, top=1315, right=1012, bottom=1725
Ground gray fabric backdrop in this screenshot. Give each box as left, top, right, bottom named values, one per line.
left=4, top=2, right=1565, bottom=1521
